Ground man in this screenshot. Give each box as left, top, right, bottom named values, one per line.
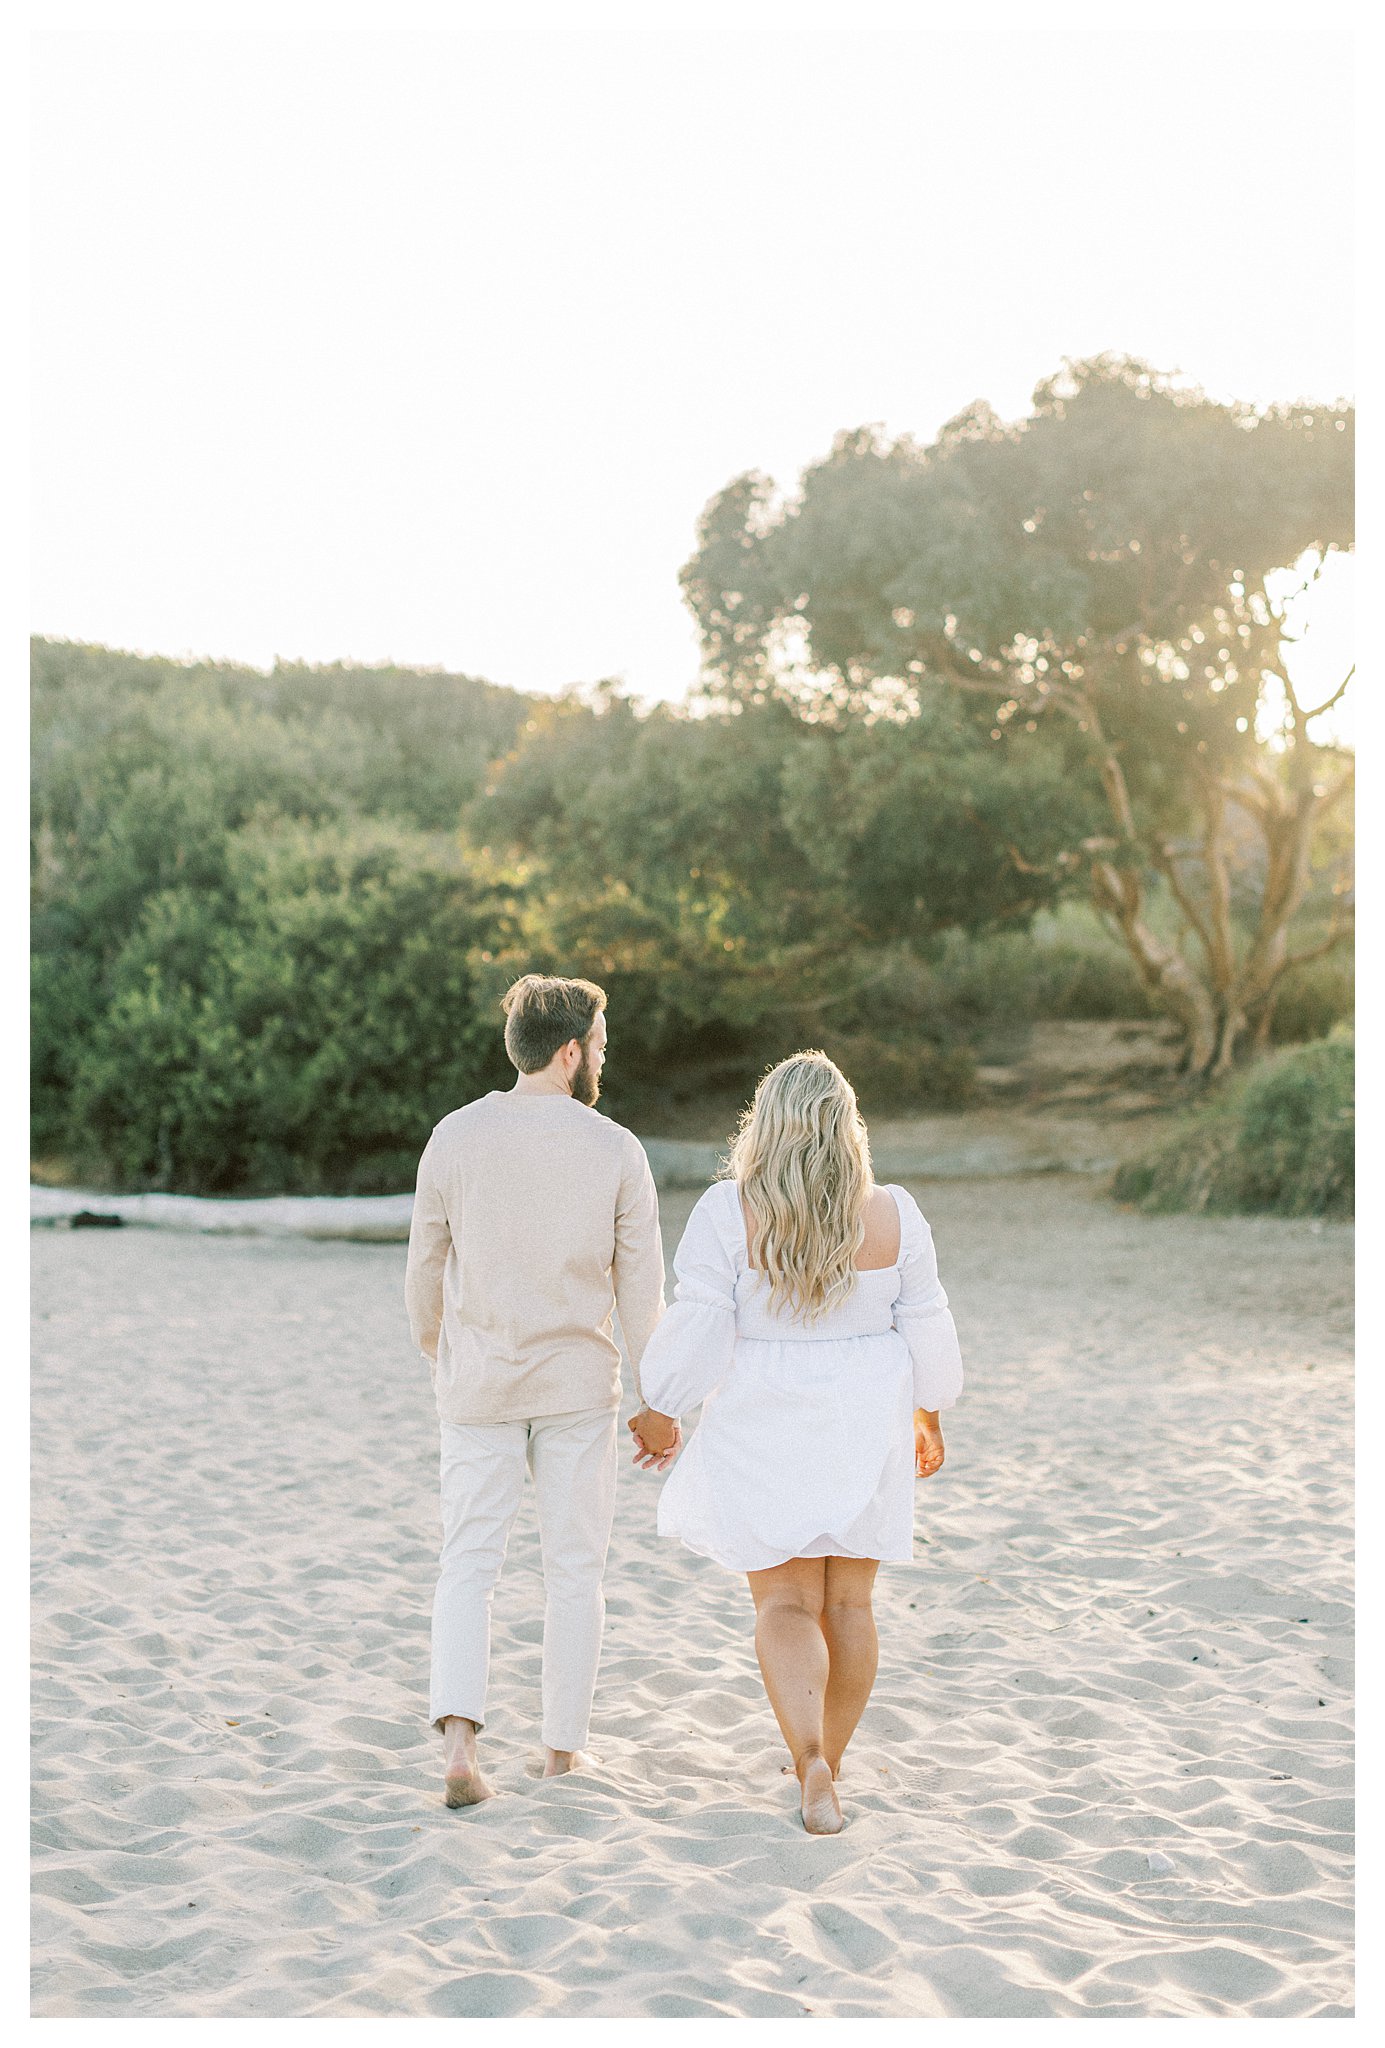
left=405, top=973, right=678, bottom=1806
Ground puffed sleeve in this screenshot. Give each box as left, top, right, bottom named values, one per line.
left=891, top=1187, right=964, bottom=1411
left=636, top=1183, right=739, bottom=1417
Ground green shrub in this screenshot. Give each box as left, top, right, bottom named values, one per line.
left=1112, top=1034, right=1354, bottom=1218
left=1027, top=934, right=1154, bottom=1022
left=68, top=819, right=512, bottom=1193
left=878, top=913, right=1153, bottom=1060
left=1269, top=951, right=1354, bottom=1045
left=809, top=1031, right=975, bottom=1113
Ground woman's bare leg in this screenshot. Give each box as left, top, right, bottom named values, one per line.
left=820, top=1557, right=880, bottom=1778
left=746, top=1558, right=841, bottom=1834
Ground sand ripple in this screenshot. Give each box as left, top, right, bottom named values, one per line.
left=32, top=1179, right=1352, bottom=2015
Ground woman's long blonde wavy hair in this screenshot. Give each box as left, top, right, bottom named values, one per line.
left=726, top=1051, right=873, bottom=1322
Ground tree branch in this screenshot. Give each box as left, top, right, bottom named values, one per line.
left=1151, top=842, right=1216, bottom=960
left=1193, top=770, right=1238, bottom=994
left=1267, top=550, right=1331, bottom=625
left=1082, top=702, right=1140, bottom=843
left=1089, top=856, right=1218, bottom=1071
left=1303, top=665, right=1356, bottom=722
left=911, top=652, right=1087, bottom=722
left=1281, top=915, right=1354, bottom=974
left=1279, top=665, right=1305, bottom=728
left=1217, top=775, right=1274, bottom=825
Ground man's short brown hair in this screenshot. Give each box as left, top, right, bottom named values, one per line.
left=500, top=974, right=607, bottom=1075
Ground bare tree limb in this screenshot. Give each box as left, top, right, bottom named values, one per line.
left=1079, top=701, right=1143, bottom=844
left=1216, top=779, right=1272, bottom=826
left=1266, top=550, right=1331, bottom=624
left=1193, top=771, right=1237, bottom=991
left=1151, top=842, right=1216, bottom=960
left=910, top=655, right=1089, bottom=723
left=1279, top=665, right=1305, bottom=728
left=1089, top=857, right=1218, bottom=1072
left=1303, top=665, right=1356, bottom=722
left=1280, top=916, right=1354, bottom=973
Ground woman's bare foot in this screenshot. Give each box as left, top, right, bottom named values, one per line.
left=798, top=1753, right=844, bottom=1834
left=543, top=1747, right=588, bottom=1778
left=441, top=1716, right=494, bottom=1807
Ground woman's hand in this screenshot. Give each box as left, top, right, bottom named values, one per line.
left=914, top=1409, right=945, bottom=1479
left=628, top=1406, right=682, bottom=1471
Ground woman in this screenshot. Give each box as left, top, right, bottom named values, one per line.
left=630, top=1051, right=963, bottom=1835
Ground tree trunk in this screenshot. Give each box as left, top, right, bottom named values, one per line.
left=1211, top=1003, right=1247, bottom=1077
left=1069, top=682, right=1349, bottom=1086
left=1250, top=996, right=1279, bottom=1054
left=1089, top=860, right=1219, bottom=1076
left=1230, top=787, right=1318, bottom=1041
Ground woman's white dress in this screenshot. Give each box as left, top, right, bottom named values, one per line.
left=637, top=1180, right=964, bottom=1572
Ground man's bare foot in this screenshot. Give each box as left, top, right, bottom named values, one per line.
left=441, top=1716, right=495, bottom=1807
left=798, top=1754, right=844, bottom=1834
left=543, top=1747, right=588, bottom=1778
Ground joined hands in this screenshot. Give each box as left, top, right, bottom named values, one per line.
left=628, top=1408, right=942, bottom=1476
left=628, top=1406, right=682, bottom=1470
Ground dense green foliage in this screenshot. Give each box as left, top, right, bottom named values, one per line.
left=682, top=355, right=1355, bottom=1075
left=31, top=636, right=1150, bottom=1187
left=469, top=685, right=1096, bottom=1117
left=1112, top=1033, right=1354, bottom=1218
left=31, top=642, right=524, bottom=1189
left=32, top=361, right=1354, bottom=1210
left=67, top=820, right=508, bottom=1193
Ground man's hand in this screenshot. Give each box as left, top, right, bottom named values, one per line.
left=628, top=1406, right=682, bottom=1471
left=914, top=1409, right=945, bottom=1479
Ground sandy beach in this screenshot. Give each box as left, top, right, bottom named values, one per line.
left=31, top=1175, right=1353, bottom=2017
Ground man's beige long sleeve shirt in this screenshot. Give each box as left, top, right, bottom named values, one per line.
left=404, top=1091, right=666, bottom=1424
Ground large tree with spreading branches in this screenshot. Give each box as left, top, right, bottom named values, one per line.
left=681, top=355, right=1354, bottom=1077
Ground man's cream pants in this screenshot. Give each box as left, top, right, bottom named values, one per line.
left=429, top=1405, right=618, bottom=1751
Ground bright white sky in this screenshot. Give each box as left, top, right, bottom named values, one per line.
left=30, top=25, right=1354, bottom=726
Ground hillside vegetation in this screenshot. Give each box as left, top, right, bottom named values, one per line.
left=31, top=629, right=1351, bottom=1197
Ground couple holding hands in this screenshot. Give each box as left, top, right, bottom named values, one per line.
left=405, top=974, right=963, bottom=1835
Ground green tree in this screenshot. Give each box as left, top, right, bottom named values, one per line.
left=31, top=639, right=529, bottom=1169
left=69, top=818, right=511, bottom=1193
left=681, top=355, right=1355, bottom=1076
left=472, top=679, right=1091, bottom=1100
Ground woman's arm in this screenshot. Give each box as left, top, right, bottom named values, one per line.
left=892, top=1191, right=964, bottom=1413
left=629, top=1186, right=738, bottom=1464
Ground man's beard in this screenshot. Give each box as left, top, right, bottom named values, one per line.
left=570, top=1045, right=600, bottom=1106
